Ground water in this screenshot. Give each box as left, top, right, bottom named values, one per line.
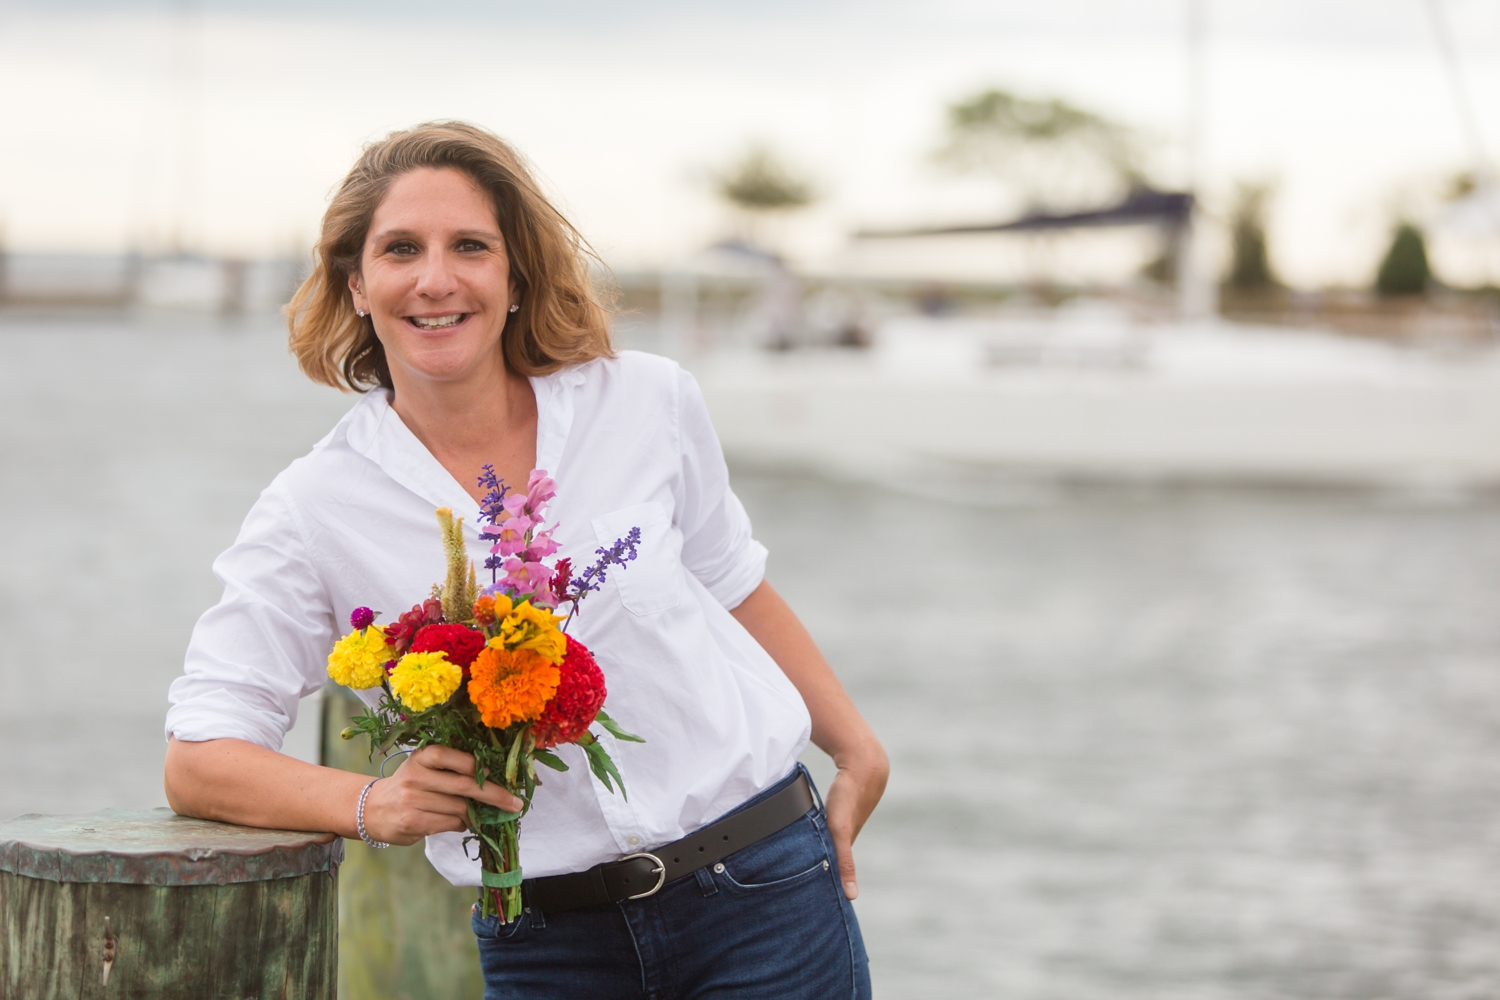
left=5, top=313, right=1500, bottom=999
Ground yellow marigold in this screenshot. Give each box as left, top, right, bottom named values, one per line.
left=468, top=645, right=560, bottom=730
left=389, top=651, right=463, bottom=713
left=327, top=627, right=390, bottom=690
left=498, top=601, right=567, bottom=665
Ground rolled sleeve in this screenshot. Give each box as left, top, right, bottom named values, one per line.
left=673, top=367, right=767, bottom=610
left=165, top=480, right=335, bottom=750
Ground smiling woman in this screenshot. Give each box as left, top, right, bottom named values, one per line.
left=287, top=121, right=613, bottom=391
left=163, top=120, right=885, bottom=1000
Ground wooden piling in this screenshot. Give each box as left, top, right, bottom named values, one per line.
left=0, top=809, right=341, bottom=999
left=321, top=684, right=484, bottom=1000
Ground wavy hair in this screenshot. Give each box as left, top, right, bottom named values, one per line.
left=287, top=121, right=614, bottom=391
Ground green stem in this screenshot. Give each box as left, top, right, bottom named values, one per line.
left=469, top=794, right=526, bottom=922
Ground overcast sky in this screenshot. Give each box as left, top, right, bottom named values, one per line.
left=0, top=0, right=1495, bottom=285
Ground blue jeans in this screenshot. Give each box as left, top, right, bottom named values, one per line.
left=472, top=765, right=871, bottom=999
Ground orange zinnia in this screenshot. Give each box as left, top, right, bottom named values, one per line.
left=468, top=644, right=560, bottom=730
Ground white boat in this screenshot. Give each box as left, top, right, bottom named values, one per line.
left=694, top=305, right=1500, bottom=491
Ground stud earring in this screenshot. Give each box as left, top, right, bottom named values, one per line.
left=355, top=308, right=366, bottom=317
left=509, top=304, right=520, bottom=314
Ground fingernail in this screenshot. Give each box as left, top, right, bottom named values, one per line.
left=844, top=881, right=858, bottom=899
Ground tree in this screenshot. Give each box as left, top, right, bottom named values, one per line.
left=1375, top=223, right=1431, bottom=296
left=715, top=146, right=814, bottom=213
left=935, top=88, right=1142, bottom=210
left=1225, top=182, right=1277, bottom=291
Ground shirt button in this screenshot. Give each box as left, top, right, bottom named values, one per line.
left=627, top=835, right=642, bottom=847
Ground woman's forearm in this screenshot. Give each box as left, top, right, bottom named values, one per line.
left=165, top=736, right=526, bottom=844
left=731, top=578, right=888, bottom=899
left=165, top=737, right=368, bottom=837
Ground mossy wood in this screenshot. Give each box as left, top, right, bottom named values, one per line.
left=0, top=809, right=340, bottom=999
left=322, top=683, right=484, bottom=1000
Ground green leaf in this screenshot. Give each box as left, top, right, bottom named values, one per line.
left=594, top=709, right=646, bottom=743
left=532, top=749, right=569, bottom=772
left=471, top=803, right=523, bottom=826
left=584, top=740, right=629, bottom=801
left=583, top=741, right=614, bottom=794
left=504, top=730, right=523, bottom=786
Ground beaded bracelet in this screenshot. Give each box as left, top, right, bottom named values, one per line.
left=357, top=778, right=390, bottom=849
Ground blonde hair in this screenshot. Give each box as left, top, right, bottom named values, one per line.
left=287, top=121, right=614, bottom=391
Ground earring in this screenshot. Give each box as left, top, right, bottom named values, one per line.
left=509, top=304, right=520, bottom=314
left=355, top=308, right=366, bottom=317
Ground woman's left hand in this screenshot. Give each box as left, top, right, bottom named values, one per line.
left=729, top=580, right=890, bottom=901
left=823, top=740, right=889, bottom=900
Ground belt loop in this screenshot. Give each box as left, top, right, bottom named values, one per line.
left=693, top=866, right=718, bottom=897
left=521, top=883, right=547, bottom=928
left=528, top=881, right=552, bottom=929
left=797, top=762, right=825, bottom=815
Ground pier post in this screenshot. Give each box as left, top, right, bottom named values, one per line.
left=0, top=809, right=340, bottom=998
left=321, top=683, right=483, bottom=1000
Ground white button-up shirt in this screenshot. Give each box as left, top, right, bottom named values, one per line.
left=165, top=351, right=812, bottom=883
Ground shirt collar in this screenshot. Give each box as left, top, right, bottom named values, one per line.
left=532, top=365, right=587, bottom=480
left=342, top=364, right=589, bottom=524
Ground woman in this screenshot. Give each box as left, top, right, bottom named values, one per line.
left=163, top=121, right=887, bottom=998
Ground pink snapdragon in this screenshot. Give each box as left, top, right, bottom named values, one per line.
left=524, top=526, right=560, bottom=561
left=502, top=493, right=529, bottom=519
left=527, top=471, right=557, bottom=511
left=500, top=557, right=554, bottom=600
left=492, top=516, right=533, bottom=557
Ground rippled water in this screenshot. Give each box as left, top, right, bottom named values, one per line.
left=5, top=312, right=1500, bottom=999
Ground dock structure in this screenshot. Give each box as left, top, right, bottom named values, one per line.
left=321, top=684, right=484, bottom=1000
left=0, top=809, right=340, bottom=998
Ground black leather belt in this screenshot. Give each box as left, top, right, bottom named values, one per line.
left=526, top=772, right=816, bottom=914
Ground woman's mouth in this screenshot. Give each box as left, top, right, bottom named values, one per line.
left=407, top=313, right=468, bottom=330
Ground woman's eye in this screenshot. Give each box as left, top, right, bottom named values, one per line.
left=386, top=241, right=419, bottom=256
left=456, top=240, right=487, bottom=252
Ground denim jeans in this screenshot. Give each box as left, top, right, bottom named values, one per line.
left=472, top=765, right=871, bottom=999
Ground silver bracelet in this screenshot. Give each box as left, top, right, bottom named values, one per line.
left=357, top=778, right=390, bottom=849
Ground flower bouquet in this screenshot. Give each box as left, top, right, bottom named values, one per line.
left=326, top=466, right=643, bottom=920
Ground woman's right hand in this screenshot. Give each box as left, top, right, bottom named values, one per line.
left=360, top=745, right=524, bottom=846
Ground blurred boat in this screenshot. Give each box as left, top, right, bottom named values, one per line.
left=695, top=304, right=1500, bottom=490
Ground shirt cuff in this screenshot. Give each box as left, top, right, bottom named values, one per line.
left=701, top=539, right=768, bottom=610
left=164, top=690, right=290, bottom=751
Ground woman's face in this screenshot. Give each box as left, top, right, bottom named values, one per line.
left=350, top=167, right=514, bottom=387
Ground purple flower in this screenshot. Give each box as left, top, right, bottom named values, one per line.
left=350, top=607, right=376, bottom=630
left=475, top=464, right=517, bottom=586
left=559, top=526, right=641, bottom=627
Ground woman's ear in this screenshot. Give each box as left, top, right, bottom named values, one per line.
left=348, top=271, right=368, bottom=316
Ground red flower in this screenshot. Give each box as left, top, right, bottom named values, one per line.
left=385, top=598, right=445, bottom=657
left=549, top=558, right=573, bottom=606
left=531, top=635, right=607, bottom=749
left=411, top=623, right=487, bottom=668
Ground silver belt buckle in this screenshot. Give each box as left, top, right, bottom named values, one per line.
left=619, top=852, right=666, bottom=899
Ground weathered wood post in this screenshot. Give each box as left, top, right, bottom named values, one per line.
left=321, top=684, right=484, bottom=999
left=0, top=808, right=341, bottom=999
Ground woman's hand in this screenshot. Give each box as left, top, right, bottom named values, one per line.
left=823, top=740, right=890, bottom=900
left=728, top=580, right=890, bottom=901
left=360, top=745, right=525, bottom=846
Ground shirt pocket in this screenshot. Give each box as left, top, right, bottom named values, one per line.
left=591, top=502, right=681, bottom=616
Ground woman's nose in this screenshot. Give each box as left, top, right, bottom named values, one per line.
left=413, top=251, right=461, bottom=298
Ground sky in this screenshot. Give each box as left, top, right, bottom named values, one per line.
left=0, top=0, right=1496, bottom=286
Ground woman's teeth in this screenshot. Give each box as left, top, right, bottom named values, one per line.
left=410, top=314, right=465, bottom=330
